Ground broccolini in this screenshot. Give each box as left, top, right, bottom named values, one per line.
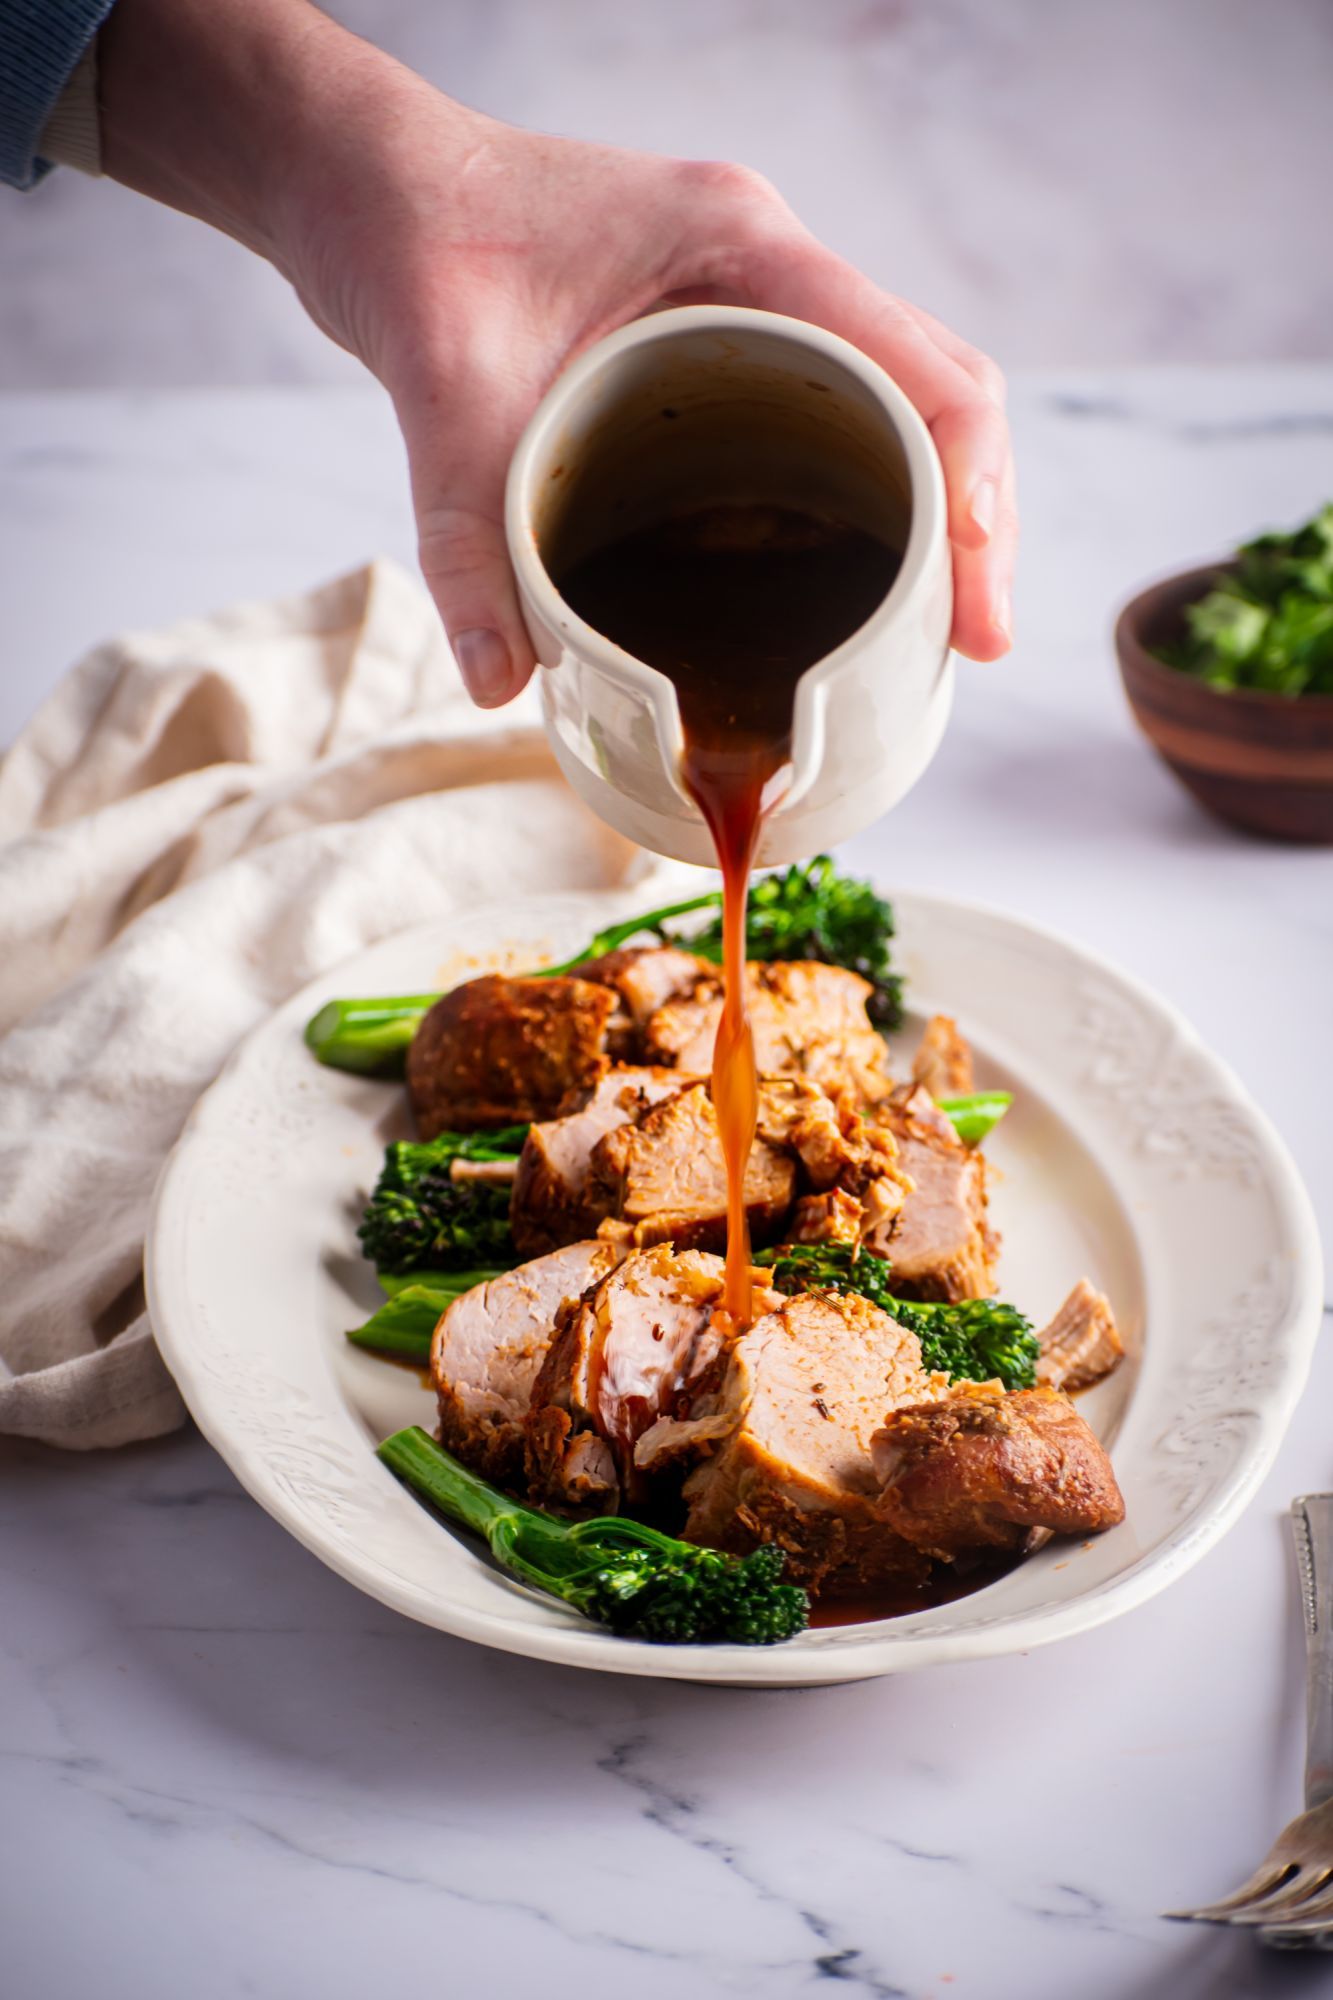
left=357, top=1128, right=527, bottom=1277
left=755, top=1241, right=1040, bottom=1391
left=378, top=1426, right=809, bottom=1644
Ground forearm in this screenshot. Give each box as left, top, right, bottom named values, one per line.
left=97, top=0, right=399, bottom=266
left=81, top=2, right=1014, bottom=685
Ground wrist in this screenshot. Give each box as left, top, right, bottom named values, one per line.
left=265, top=61, right=494, bottom=383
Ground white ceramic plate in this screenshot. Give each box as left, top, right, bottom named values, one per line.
left=147, top=888, right=1324, bottom=1685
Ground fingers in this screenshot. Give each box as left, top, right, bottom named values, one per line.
left=672, top=174, right=1015, bottom=659
left=395, top=389, right=538, bottom=706
left=416, top=502, right=536, bottom=705
left=929, top=391, right=1011, bottom=556
left=756, top=243, right=1015, bottom=660
left=896, top=299, right=1016, bottom=653
left=951, top=447, right=1018, bottom=662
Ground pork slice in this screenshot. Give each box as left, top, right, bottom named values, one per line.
left=407, top=974, right=617, bottom=1136
left=868, top=1084, right=999, bottom=1300
left=871, top=1382, right=1125, bottom=1560
left=511, top=1065, right=692, bottom=1257
left=673, top=1290, right=943, bottom=1594
left=524, top=1244, right=746, bottom=1508
left=430, top=1241, right=623, bottom=1487
left=755, top=1076, right=863, bottom=1189
left=576, top=946, right=714, bottom=1030
left=789, top=1186, right=867, bottom=1245
left=588, top=1081, right=796, bottom=1253
left=911, top=1014, right=974, bottom=1099
left=644, top=961, right=894, bottom=1104
left=1035, top=1279, right=1125, bottom=1392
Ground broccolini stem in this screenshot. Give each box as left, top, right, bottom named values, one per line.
left=304, top=995, right=437, bottom=1075
left=377, top=1428, right=607, bottom=1590
left=534, top=891, right=723, bottom=979
left=379, top=1428, right=809, bottom=1643
left=378, top=1267, right=500, bottom=1299
left=939, top=1092, right=1012, bottom=1146
left=377, top=1425, right=519, bottom=1542
left=347, top=1271, right=501, bottom=1360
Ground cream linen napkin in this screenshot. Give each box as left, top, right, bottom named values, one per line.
left=0, top=559, right=648, bottom=1449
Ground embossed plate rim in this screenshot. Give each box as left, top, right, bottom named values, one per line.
left=147, top=887, right=1324, bottom=1684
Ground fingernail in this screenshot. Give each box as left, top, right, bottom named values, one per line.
left=992, top=587, right=1013, bottom=649
left=453, top=628, right=512, bottom=705
left=968, top=477, right=997, bottom=542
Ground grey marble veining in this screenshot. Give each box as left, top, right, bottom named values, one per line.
left=1, top=0, right=1331, bottom=390
left=1, top=369, right=1331, bottom=2000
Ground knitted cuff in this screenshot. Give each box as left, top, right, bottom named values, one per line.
left=37, top=37, right=102, bottom=177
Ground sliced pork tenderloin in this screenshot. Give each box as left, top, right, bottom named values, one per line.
left=510, top=1065, right=691, bottom=1257
left=524, top=1245, right=758, bottom=1509
left=644, top=960, right=894, bottom=1104
left=575, top=946, right=713, bottom=1032
left=760, top=1078, right=910, bottom=1245
left=1035, top=1280, right=1126, bottom=1392
left=867, top=1084, right=999, bottom=1301
left=910, top=1014, right=974, bottom=1099
left=871, top=1382, right=1125, bottom=1560
left=588, top=1082, right=796, bottom=1254
left=514, top=1068, right=902, bottom=1262
left=657, top=1290, right=946, bottom=1595
left=408, top=974, right=618, bottom=1136
left=430, top=1241, right=623, bottom=1486
left=788, top=1185, right=866, bottom=1245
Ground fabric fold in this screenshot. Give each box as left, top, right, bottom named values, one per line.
left=0, top=559, right=648, bottom=1448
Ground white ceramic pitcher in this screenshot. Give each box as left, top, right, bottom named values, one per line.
left=505, top=305, right=953, bottom=866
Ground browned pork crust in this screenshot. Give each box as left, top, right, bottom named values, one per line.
left=408, top=974, right=617, bottom=1136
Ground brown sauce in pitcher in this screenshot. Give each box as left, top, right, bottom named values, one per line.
left=554, top=504, right=900, bottom=1321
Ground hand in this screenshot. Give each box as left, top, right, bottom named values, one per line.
left=101, top=0, right=1016, bottom=707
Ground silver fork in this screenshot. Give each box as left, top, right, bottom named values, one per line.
left=1167, top=1494, right=1333, bottom=1948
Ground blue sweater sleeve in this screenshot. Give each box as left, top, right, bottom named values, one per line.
left=1, top=0, right=117, bottom=189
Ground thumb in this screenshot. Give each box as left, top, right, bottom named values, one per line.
left=396, top=396, right=538, bottom=708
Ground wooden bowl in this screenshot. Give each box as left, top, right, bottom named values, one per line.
left=1116, top=563, right=1333, bottom=843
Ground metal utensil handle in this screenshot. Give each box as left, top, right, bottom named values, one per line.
left=1291, top=1496, right=1333, bottom=1809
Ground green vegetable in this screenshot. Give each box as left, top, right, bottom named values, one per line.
left=304, top=857, right=904, bottom=1073
left=535, top=889, right=727, bottom=979
left=938, top=1091, right=1012, bottom=1146
left=543, top=855, right=901, bottom=1026
left=377, top=1267, right=486, bottom=1298
left=682, top=855, right=904, bottom=1029
left=377, top=1427, right=809, bottom=1645
left=357, top=1128, right=528, bottom=1277
left=304, top=995, right=440, bottom=1075
left=346, top=1271, right=505, bottom=1360
left=1153, top=501, right=1333, bottom=696
left=754, top=1241, right=1039, bottom=1391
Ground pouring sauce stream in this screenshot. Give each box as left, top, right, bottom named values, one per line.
left=554, top=503, right=900, bottom=1324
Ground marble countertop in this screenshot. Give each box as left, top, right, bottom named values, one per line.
left=1, top=370, right=1331, bottom=2000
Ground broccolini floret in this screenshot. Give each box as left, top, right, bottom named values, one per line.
left=754, top=1241, right=1039, bottom=1392
left=378, top=1427, right=809, bottom=1644
left=357, top=1128, right=527, bottom=1277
